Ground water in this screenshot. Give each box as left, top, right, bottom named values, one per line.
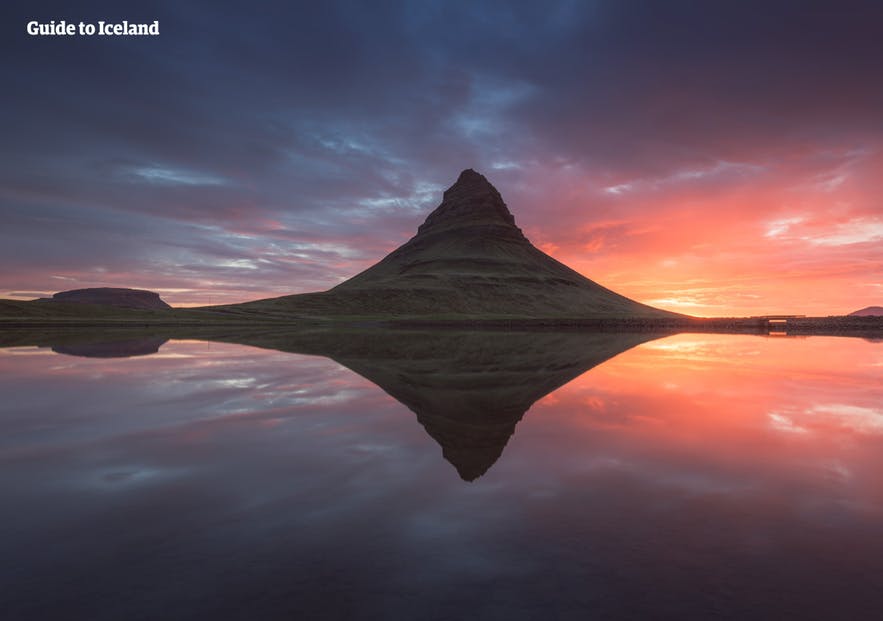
left=1, top=330, right=881, bottom=620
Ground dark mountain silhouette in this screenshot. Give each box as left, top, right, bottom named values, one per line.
left=850, top=306, right=883, bottom=317
left=220, top=169, right=676, bottom=320
left=49, top=288, right=171, bottom=310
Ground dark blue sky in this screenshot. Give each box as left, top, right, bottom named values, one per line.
left=2, top=1, right=881, bottom=313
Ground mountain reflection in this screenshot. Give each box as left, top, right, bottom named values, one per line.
left=0, top=327, right=663, bottom=479
left=52, top=337, right=169, bottom=358
left=272, top=330, right=661, bottom=480
left=0, top=329, right=171, bottom=358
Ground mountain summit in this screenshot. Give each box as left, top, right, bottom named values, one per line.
left=416, top=168, right=522, bottom=237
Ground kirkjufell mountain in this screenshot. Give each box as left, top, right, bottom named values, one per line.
left=225, top=169, right=674, bottom=320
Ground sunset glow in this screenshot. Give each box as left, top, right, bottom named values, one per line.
left=529, top=333, right=883, bottom=504
left=3, top=2, right=881, bottom=315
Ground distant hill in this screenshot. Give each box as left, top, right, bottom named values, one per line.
left=221, top=169, right=676, bottom=320
left=849, top=306, right=883, bottom=317
left=50, top=288, right=171, bottom=310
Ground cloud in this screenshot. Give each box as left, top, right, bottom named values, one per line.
left=805, top=218, right=883, bottom=247
left=130, top=166, right=228, bottom=186
left=765, top=217, right=806, bottom=239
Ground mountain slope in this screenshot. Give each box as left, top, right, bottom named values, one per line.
left=850, top=306, right=883, bottom=317
left=225, top=169, right=675, bottom=320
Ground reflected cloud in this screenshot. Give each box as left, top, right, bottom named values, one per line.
left=807, top=404, right=883, bottom=434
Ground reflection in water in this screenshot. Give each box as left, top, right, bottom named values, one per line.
left=52, top=336, right=169, bottom=358
left=277, top=330, right=659, bottom=480
left=0, top=330, right=881, bottom=620
left=1, top=328, right=661, bottom=479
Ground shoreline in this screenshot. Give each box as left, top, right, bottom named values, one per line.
left=0, top=314, right=880, bottom=339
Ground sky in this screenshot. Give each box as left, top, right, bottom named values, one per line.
left=2, top=0, right=881, bottom=316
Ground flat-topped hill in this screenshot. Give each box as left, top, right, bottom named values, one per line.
left=50, top=288, right=171, bottom=310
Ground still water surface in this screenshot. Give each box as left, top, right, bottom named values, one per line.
left=1, top=331, right=881, bottom=620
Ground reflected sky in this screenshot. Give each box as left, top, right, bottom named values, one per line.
left=1, top=334, right=882, bottom=620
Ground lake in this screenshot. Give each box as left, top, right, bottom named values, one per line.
left=1, top=330, right=881, bottom=620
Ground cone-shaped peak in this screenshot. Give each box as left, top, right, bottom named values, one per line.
left=327, top=168, right=675, bottom=319
left=455, top=167, right=483, bottom=181
left=417, top=168, right=520, bottom=236
left=451, top=168, right=493, bottom=190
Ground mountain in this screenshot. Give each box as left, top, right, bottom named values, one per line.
left=849, top=306, right=883, bottom=317
left=222, top=169, right=676, bottom=320
left=49, top=288, right=171, bottom=310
